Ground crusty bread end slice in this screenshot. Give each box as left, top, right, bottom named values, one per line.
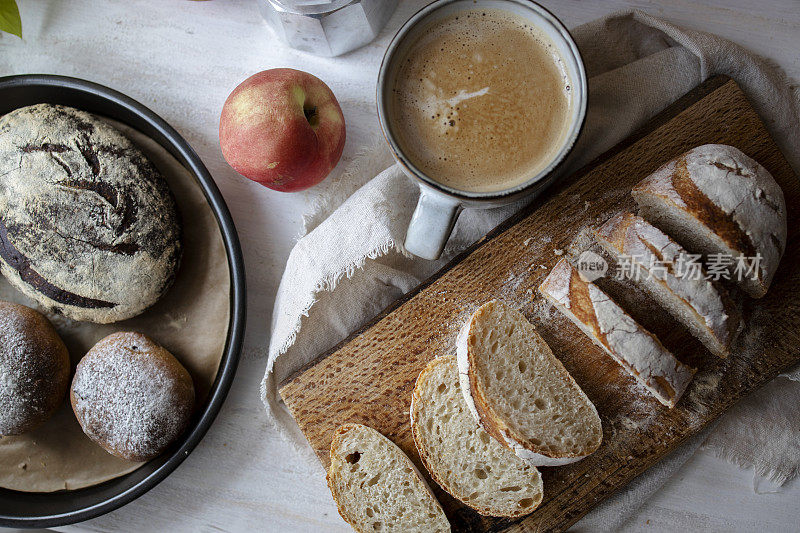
left=456, top=300, right=602, bottom=466
left=327, top=423, right=450, bottom=533
left=539, top=259, right=696, bottom=408
left=411, top=355, right=543, bottom=517
left=593, top=212, right=741, bottom=358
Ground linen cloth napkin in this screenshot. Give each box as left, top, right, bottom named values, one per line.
left=261, top=9, right=800, bottom=527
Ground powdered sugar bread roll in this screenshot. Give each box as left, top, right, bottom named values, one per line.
left=456, top=300, right=602, bottom=466
left=0, top=301, right=70, bottom=435
left=632, top=144, right=787, bottom=298
left=70, top=332, right=195, bottom=462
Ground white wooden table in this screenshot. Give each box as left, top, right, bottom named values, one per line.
left=2, top=1, right=799, bottom=531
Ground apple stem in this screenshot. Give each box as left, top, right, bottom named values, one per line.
left=304, top=106, right=319, bottom=127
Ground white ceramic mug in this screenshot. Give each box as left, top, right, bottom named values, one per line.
left=377, top=0, right=587, bottom=260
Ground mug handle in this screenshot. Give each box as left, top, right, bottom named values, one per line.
left=404, top=187, right=462, bottom=260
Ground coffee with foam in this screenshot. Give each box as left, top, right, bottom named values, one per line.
left=389, top=9, right=573, bottom=193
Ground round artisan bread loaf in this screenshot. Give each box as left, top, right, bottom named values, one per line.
left=0, top=300, right=70, bottom=436
left=70, top=332, right=195, bottom=462
left=0, top=104, right=182, bottom=323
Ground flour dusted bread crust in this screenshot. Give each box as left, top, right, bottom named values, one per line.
left=411, top=355, right=543, bottom=517
left=539, top=259, right=695, bottom=408
left=70, top=332, right=195, bottom=461
left=326, top=423, right=450, bottom=533
left=0, top=104, right=182, bottom=323
left=594, top=212, right=741, bottom=358
left=456, top=300, right=602, bottom=466
left=0, top=301, right=70, bottom=435
left=631, top=144, right=787, bottom=298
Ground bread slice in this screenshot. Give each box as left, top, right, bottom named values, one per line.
left=632, top=144, right=787, bottom=298
left=327, top=423, right=450, bottom=533
left=593, top=212, right=740, bottom=358
left=411, top=355, right=543, bottom=517
left=539, top=259, right=696, bottom=408
left=456, top=300, right=602, bottom=466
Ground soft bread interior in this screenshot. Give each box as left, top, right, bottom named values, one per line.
left=634, top=190, right=766, bottom=298
left=327, top=424, right=450, bottom=533
left=464, top=301, right=602, bottom=460
left=412, top=356, right=543, bottom=517
left=631, top=261, right=729, bottom=356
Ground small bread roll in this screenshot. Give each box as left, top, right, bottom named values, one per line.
left=71, top=332, right=195, bottom=462
left=0, top=301, right=70, bottom=435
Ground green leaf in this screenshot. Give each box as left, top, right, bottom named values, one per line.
left=0, top=0, right=22, bottom=39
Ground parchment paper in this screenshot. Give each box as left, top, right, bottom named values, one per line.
left=0, top=117, right=231, bottom=492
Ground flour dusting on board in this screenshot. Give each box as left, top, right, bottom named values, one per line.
left=686, top=303, right=769, bottom=408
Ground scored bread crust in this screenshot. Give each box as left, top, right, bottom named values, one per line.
left=0, top=104, right=182, bottom=323
left=410, top=355, right=544, bottom=517
left=593, top=212, right=741, bottom=358
left=539, top=259, right=695, bottom=408
left=326, top=423, right=450, bottom=533
left=631, top=144, right=787, bottom=298
left=456, top=300, right=602, bottom=466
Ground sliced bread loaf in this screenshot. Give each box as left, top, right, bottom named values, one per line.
left=593, top=212, right=741, bottom=358
left=539, top=259, right=696, bottom=408
left=411, top=355, right=543, bottom=517
left=327, top=423, right=450, bottom=533
left=631, top=144, right=787, bottom=298
left=456, top=300, right=602, bottom=466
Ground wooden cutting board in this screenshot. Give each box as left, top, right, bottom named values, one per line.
left=280, top=76, right=800, bottom=532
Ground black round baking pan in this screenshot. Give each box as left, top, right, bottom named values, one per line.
left=0, top=74, right=246, bottom=528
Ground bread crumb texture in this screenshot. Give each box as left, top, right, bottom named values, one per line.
left=412, top=355, right=542, bottom=517
left=327, top=423, right=450, bottom=533
left=462, top=300, right=602, bottom=461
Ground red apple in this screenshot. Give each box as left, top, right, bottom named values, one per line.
left=219, top=68, right=346, bottom=192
